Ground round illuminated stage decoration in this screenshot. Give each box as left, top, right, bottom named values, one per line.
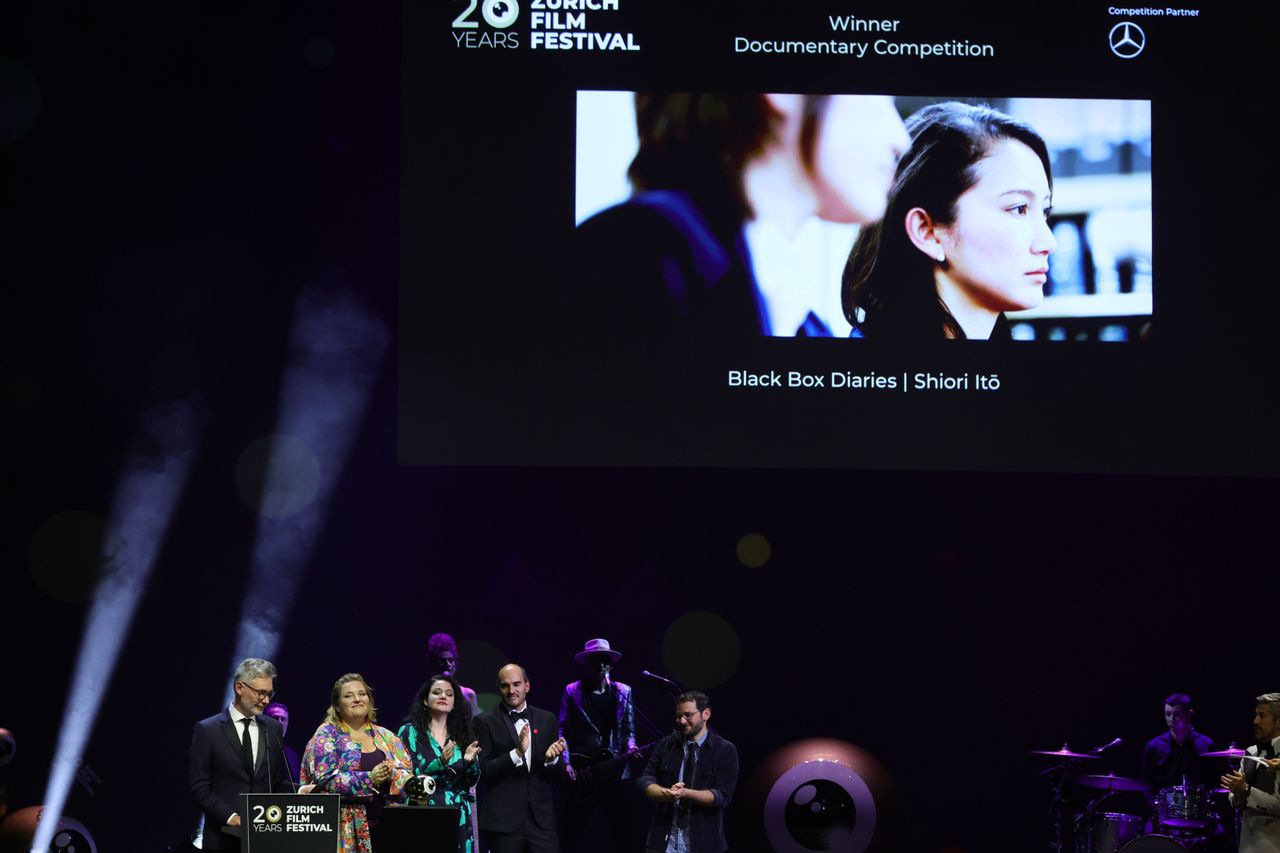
left=0, top=728, right=14, bottom=765
left=0, top=808, right=96, bottom=853
left=483, top=0, right=520, bottom=28
left=744, top=739, right=898, bottom=853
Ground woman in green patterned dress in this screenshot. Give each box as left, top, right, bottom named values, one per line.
left=398, top=674, right=482, bottom=852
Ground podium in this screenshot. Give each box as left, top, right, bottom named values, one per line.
left=238, top=793, right=341, bottom=852
left=379, top=803, right=462, bottom=853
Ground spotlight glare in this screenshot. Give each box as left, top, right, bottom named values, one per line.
left=33, top=400, right=202, bottom=853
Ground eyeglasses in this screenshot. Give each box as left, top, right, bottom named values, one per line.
left=238, top=682, right=276, bottom=701
left=675, top=711, right=701, bottom=722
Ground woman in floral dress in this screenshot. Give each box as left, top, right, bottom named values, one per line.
left=300, top=673, right=412, bottom=852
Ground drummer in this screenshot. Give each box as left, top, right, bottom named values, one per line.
left=1139, top=692, right=1218, bottom=789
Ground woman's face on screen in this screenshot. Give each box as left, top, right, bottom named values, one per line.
left=812, top=95, right=909, bottom=224
left=934, top=138, right=1057, bottom=312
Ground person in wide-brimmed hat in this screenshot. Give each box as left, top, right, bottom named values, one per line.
left=559, top=638, right=641, bottom=852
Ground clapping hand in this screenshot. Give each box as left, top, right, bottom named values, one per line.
left=441, top=740, right=456, bottom=764
left=464, top=741, right=481, bottom=762
left=518, top=723, right=531, bottom=756
left=545, top=737, right=568, bottom=761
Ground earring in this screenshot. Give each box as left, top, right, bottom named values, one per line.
left=936, top=249, right=945, bottom=263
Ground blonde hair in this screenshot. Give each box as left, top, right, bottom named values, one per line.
left=324, top=672, right=378, bottom=726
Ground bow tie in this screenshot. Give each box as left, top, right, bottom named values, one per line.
left=509, top=709, right=529, bottom=721
left=1259, top=741, right=1275, bottom=759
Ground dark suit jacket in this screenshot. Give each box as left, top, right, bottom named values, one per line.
left=574, top=190, right=766, bottom=337
left=637, top=730, right=738, bottom=853
left=474, top=704, right=566, bottom=833
left=189, top=708, right=292, bottom=850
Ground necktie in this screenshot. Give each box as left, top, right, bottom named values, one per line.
left=676, top=740, right=695, bottom=829
left=240, top=718, right=254, bottom=775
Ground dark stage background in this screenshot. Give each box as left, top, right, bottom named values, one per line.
left=2, top=3, right=1275, bottom=851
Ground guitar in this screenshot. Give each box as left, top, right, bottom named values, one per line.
left=566, top=742, right=656, bottom=802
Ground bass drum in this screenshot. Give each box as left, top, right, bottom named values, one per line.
left=1118, top=835, right=1189, bottom=852
left=1076, top=813, right=1144, bottom=853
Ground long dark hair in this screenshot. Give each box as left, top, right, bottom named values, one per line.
left=627, top=93, right=831, bottom=226
left=406, top=674, right=474, bottom=747
left=843, top=102, right=1052, bottom=339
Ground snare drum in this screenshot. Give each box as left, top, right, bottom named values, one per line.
left=1153, top=784, right=1213, bottom=834
left=1118, top=834, right=1189, bottom=852
left=1076, top=812, right=1145, bottom=853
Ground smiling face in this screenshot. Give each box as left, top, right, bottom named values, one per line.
left=812, top=95, right=909, bottom=224
left=234, top=677, right=274, bottom=718
left=675, top=700, right=710, bottom=741
left=498, top=665, right=529, bottom=710
left=932, top=138, right=1057, bottom=314
left=427, top=679, right=455, bottom=715
left=337, top=680, right=372, bottom=725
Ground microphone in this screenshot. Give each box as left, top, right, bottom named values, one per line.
left=603, top=665, right=612, bottom=689
left=274, top=729, right=298, bottom=793
left=1091, top=738, right=1123, bottom=755
left=641, top=671, right=682, bottom=692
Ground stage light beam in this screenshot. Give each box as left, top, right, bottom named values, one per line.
left=33, top=399, right=202, bottom=853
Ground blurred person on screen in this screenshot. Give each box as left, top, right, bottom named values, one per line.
left=576, top=93, right=907, bottom=337
left=842, top=101, right=1057, bottom=340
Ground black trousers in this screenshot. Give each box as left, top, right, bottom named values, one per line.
left=562, top=781, right=637, bottom=853
left=481, top=816, right=560, bottom=853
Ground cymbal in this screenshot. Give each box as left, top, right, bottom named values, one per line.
left=1031, top=748, right=1101, bottom=760
left=1201, top=748, right=1248, bottom=758
left=1073, top=773, right=1150, bottom=793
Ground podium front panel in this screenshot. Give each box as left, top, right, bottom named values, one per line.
left=242, top=793, right=341, bottom=852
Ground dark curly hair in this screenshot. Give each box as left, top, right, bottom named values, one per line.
left=405, top=674, right=474, bottom=747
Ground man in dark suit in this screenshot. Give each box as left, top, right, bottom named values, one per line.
left=189, top=658, right=292, bottom=851
left=474, top=663, right=569, bottom=853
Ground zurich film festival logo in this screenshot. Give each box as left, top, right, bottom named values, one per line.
left=251, top=802, right=286, bottom=831
left=453, top=0, right=521, bottom=48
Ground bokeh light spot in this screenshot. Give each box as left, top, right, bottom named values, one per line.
left=4, top=374, right=40, bottom=412
left=0, top=59, right=42, bottom=145
left=455, top=639, right=509, bottom=697
left=28, top=511, right=110, bottom=603
left=304, top=37, right=335, bottom=68
left=235, top=434, right=321, bottom=518
left=736, top=532, right=771, bottom=568
left=662, top=611, right=741, bottom=689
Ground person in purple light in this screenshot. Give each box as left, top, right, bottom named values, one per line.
left=429, top=632, right=481, bottom=716
left=1139, top=692, right=1216, bottom=790
left=263, top=701, right=302, bottom=787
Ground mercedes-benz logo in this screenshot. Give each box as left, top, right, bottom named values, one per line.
left=1109, top=21, right=1146, bottom=59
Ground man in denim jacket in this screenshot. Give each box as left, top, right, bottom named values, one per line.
left=638, top=691, right=738, bottom=853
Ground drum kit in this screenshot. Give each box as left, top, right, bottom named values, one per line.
left=1035, top=742, right=1248, bottom=852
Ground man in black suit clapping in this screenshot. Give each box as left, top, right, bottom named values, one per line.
left=474, top=663, right=569, bottom=853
